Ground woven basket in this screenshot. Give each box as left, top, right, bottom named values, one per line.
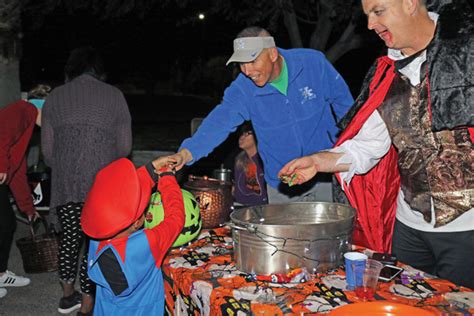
left=184, top=175, right=233, bottom=229
left=16, top=218, right=59, bottom=273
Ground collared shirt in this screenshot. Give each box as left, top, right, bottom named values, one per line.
left=270, top=57, right=289, bottom=95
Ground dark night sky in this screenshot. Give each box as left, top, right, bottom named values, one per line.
left=18, top=2, right=385, bottom=164
left=21, top=1, right=473, bottom=97
left=19, top=2, right=384, bottom=99
left=20, top=3, right=240, bottom=87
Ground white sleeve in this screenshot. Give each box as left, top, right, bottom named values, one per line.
left=330, top=111, right=392, bottom=187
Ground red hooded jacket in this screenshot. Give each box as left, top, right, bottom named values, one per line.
left=0, top=100, right=38, bottom=216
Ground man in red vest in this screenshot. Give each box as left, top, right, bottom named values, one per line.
left=279, top=0, right=473, bottom=289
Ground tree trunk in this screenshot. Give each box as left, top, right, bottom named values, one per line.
left=279, top=0, right=303, bottom=48
left=325, top=21, right=364, bottom=63
left=309, top=13, right=333, bottom=51
left=0, top=0, right=22, bottom=108
left=0, top=35, right=21, bottom=108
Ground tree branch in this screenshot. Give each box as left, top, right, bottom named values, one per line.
left=0, top=0, right=21, bottom=31
left=326, top=34, right=364, bottom=63
left=295, top=15, right=317, bottom=25
left=277, top=0, right=303, bottom=48
left=309, top=12, right=332, bottom=51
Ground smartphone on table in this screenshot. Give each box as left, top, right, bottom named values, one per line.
left=378, top=265, right=404, bottom=282
left=372, top=252, right=398, bottom=266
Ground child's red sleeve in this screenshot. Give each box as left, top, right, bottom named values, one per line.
left=145, top=174, right=185, bottom=267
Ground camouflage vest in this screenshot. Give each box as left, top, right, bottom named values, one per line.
left=377, top=69, right=473, bottom=227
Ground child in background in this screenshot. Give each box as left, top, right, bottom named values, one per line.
left=80, top=157, right=184, bottom=316
left=233, top=121, right=268, bottom=206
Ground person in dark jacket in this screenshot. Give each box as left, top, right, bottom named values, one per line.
left=279, top=0, right=473, bottom=289
left=0, top=84, right=50, bottom=298
left=41, top=47, right=132, bottom=315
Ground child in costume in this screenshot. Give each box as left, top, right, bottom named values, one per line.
left=80, top=157, right=184, bottom=315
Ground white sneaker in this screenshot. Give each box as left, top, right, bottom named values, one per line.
left=0, top=270, right=31, bottom=287
left=0, top=288, right=6, bottom=298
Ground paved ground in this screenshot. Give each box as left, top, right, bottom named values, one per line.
left=0, top=218, right=65, bottom=316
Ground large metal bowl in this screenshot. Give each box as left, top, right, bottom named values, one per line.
left=230, top=202, right=355, bottom=275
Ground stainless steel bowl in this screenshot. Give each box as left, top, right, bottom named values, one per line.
left=212, top=168, right=232, bottom=182
left=230, top=202, right=355, bottom=275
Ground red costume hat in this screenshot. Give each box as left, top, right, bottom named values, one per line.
left=81, top=158, right=152, bottom=239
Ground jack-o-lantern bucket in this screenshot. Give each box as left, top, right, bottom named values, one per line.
left=183, top=175, right=233, bottom=229
left=145, top=189, right=202, bottom=247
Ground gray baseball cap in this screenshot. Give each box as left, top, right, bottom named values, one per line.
left=226, top=36, right=276, bottom=66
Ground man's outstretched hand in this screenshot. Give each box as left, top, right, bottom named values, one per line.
left=279, top=151, right=348, bottom=186
left=278, top=155, right=319, bottom=186
left=160, top=148, right=193, bottom=171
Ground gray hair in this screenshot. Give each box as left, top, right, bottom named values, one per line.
left=236, top=26, right=272, bottom=38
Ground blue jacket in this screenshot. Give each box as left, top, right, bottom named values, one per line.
left=181, top=48, right=353, bottom=188
left=88, top=232, right=165, bottom=316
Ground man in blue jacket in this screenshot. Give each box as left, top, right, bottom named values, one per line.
left=167, top=26, right=353, bottom=203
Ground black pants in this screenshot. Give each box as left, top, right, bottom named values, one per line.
left=392, top=219, right=474, bottom=289
left=332, top=175, right=348, bottom=204
left=57, top=202, right=94, bottom=294
left=0, top=184, right=17, bottom=273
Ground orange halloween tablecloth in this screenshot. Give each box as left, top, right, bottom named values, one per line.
left=162, top=227, right=474, bottom=315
